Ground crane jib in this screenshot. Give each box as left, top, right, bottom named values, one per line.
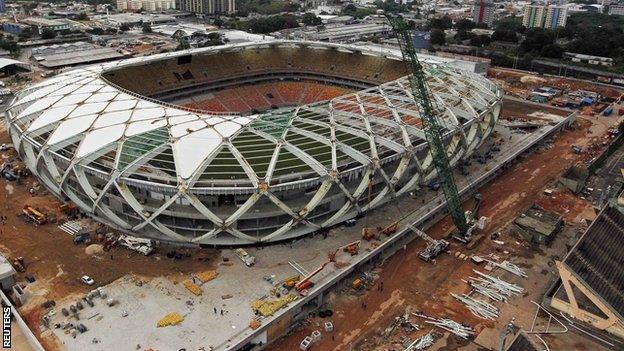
left=386, top=15, right=470, bottom=235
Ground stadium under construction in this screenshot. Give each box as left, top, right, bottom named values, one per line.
left=4, top=41, right=503, bottom=246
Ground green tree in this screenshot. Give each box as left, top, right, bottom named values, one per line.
left=199, top=32, right=226, bottom=47
left=520, top=28, right=555, bottom=54
left=540, top=44, right=563, bottom=58
left=41, top=28, right=56, bottom=39
left=76, top=12, right=90, bottom=21
left=494, top=15, right=523, bottom=32
left=469, top=34, right=490, bottom=47
left=428, top=15, right=452, bottom=30
left=142, top=22, right=152, bottom=33
left=18, top=27, right=34, bottom=40
left=430, top=29, right=446, bottom=45
left=176, top=38, right=190, bottom=51
left=491, top=29, right=517, bottom=43
left=302, top=13, right=322, bottom=26
left=374, top=0, right=410, bottom=13
left=88, top=27, right=105, bottom=35
left=455, top=18, right=476, bottom=32
left=342, top=4, right=374, bottom=19
left=119, top=23, right=130, bottom=32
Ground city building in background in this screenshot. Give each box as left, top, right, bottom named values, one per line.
left=609, top=4, right=624, bottom=16
left=116, top=0, right=176, bottom=11
left=522, top=4, right=547, bottom=28
left=523, top=4, right=568, bottom=29
left=544, top=5, right=568, bottom=29
left=413, top=31, right=431, bottom=49
left=471, top=0, right=495, bottom=27
left=176, top=0, right=236, bottom=15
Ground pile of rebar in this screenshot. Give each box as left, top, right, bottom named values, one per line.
left=451, top=293, right=499, bottom=320
left=485, top=259, right=527, bottom=278
left=466, top=270, right=524, bottom=302
left=404, top=331, right=435, bottom=351
left=412, top=313, right=474, bottom=339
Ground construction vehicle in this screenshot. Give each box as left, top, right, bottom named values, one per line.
left=21, top=205, right=47, bottom=225
left=235, top=248, right=256, bottom=266
left=342, top=241, right=360, bottom=256
left=0, top=162, right=17, bottom=181
left=294, top=261, right=331, bottom=292
left=282, top=275, right=300, bottom=289
left=73, top=232, right=91, bottom=245
left=351, top=278, right=364, bottom=290
left=387, top=15, right=477, bottom=243
left=362, top=227, right=378, bottom=241
left=60, top=203, right=79, bottom=219
left=411, top=225, right=449, bottom=262
left=12, top=257, right=25, bottom=272
left=362, top=222, right=399, bottom=241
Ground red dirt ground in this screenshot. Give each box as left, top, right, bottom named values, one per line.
left=270, top=111, right=613, bottom=350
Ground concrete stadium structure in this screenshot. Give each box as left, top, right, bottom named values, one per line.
left=5, top=41, right=503, bottom=246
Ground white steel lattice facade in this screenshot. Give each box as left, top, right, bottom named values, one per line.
left=5, top=41, right=503, bottom=246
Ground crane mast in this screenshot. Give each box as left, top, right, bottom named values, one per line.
left=386, top=15, right=470, bottom=238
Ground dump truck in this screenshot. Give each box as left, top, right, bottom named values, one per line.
left=235, top=248, right=255, bottom=266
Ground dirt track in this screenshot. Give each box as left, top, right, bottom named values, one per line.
left=270, top=110, right=614, bottom=350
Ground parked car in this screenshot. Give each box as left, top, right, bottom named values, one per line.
left=81, top=275, right=94, bottom=286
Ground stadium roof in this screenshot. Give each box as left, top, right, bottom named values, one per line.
left=6, top=40, right=503, bottom=244
left=7, top=40, right=501, bottom=189
left=0, top=58, right=29, bottom=71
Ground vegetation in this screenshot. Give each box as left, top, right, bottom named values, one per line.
left=75, top=12, right=90, bottom=21
left=430, top=29, right=445, bottom=45
left=142, top=23, right=152, bottom=33
left=374, top=0, right=411, bottom=14
left=562, top=13, right=624, bottom=59
left=302, top=13, right=322, bottom=26
left=235, top=0, right=299, bottom=16
left=41, top=28, right=56, bottom=39
left=0, top=35, right=20, bottom=56
left=341, top=4, right=375, bottom=19
left=428, top=15, right=453, bottom=30
left=176, top=38, right=190, bottom=51
left=198, top=32, right=228, bottom=47
left=237, top=14, right=299, bottom=33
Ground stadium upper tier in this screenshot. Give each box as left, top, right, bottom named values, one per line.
left=5, top=41, right=503, bottom=245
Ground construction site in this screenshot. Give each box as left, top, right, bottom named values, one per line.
left=0, top=18, right=623, bottom=351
